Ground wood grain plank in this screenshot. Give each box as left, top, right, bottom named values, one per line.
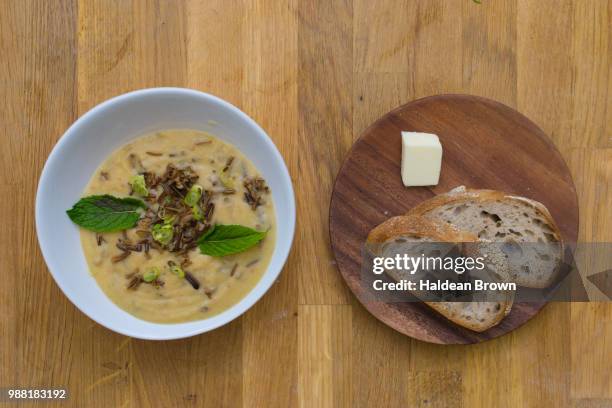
left=132, top=0, right=187, bottom=87
left=351, top=299, right=414, bottom=408
left=461, top=334, right=519, bottom=408
left=563, top=148, right=612, bottom=243
left=571, top=1, right=611, bottom=148
left=186, top=0, right=245, bottom=106
left=297, top=305, right=352, bottom=408
left=569, top=143, right=612, bottom=408
left=131, top=323, right=243, bottom=407
left=406, top=371, right=462, bottom=408
left=296, top=0, right=353, bottom=305
left=354, top=0, right=414, bottom=73
left=513, top=2, right=577, bottom=406
left=353, top=72, right=413, bottom=138
left=462, top=0, right=516, bottom=106
left=0, top=0, right=27, bottom=391
left=517, top=0, right=574, bottom=147
left=567, top=148, right=612, bottom=400
left=5, top=0, right=81, bottom=404
left=0, top=190, right=16, bottom=389
left=572, top=398, right=612, bottom=408
left=589, top=149, right=610, bottom=242
left=413, top=0, right=462, bottom=98
left=241, top=1, right=299, bottom=407
left=505, top=303, right=571, bottom=407
left=571, top=302, right=612, bottom=400
left=77, top=0, right=136, bottom=113
left=78, top=0, right=187, bottom=114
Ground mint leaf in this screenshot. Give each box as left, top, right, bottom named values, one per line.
left=197, top=224, right=267, bottom=257
left=66, top=195, right=146, bottom=232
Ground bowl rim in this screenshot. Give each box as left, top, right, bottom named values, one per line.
left=35, top=87, right=296, bottom=340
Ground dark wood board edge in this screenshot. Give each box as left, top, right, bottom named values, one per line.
left=328, top=94, right=579, bottom=344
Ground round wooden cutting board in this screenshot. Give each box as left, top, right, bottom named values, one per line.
left=329, top=94, right=579, bottom=344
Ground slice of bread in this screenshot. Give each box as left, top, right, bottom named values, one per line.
left=367, top=215, right=514, bottom=332
left=407, top=186, right=563, bottom=288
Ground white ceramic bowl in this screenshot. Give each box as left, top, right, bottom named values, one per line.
left=36, top=88, right=295, bottom=340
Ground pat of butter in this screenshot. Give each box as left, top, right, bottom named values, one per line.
left=401, top=131, right=442, bottom=186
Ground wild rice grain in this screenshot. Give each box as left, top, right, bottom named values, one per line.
left=184, top=272, right=200, bottom=290
left=111, top=251, right=131, bottom=263
left=230, top=263, right=238, bottom=277
left=127, top=276, right=142, bottom=290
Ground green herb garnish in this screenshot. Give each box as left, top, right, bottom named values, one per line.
left=170, top=265, right=185, bottom=278
left=129, top=174, right=148, bottom=197
left=66, top=195, right=146, bottom=232
left=151, top=223, right=173, bottom=245
left=218, top=172, right=234, bottom=188
left=197, top=224, right=266, bottom=257
left=143, top=267, right=160, bottom=282
left=191, top=205, right=204, bottom=221
left=161, top=213, right=176, bottom=225
left=184, top=184, right=202, bottom=206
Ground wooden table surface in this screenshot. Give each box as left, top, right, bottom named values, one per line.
left=1, top=1, right=610, bottom=407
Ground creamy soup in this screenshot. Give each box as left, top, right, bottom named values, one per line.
left=80, top=130, right=276, bottom=323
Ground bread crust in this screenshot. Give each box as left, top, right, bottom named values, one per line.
left=367, top=215, right=513, bottom=332
left=407, top=186, right=563, bottom=243
left=367, top=215, right=477, bottom=244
